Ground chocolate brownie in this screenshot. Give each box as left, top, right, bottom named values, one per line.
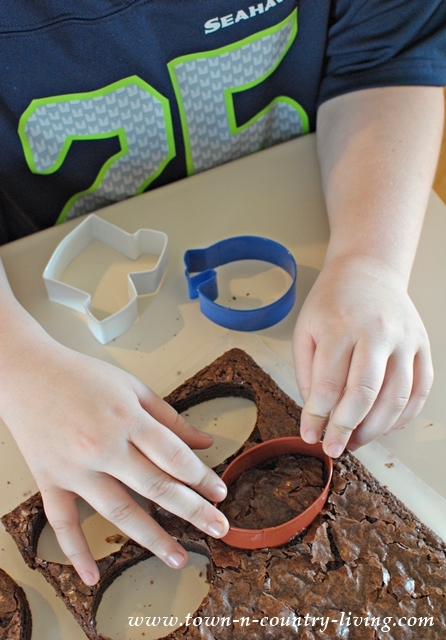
left=219, top=453, right=326, bottom=529
left=2, top=349, right=446, bottom=640
left=0, top=568, right=32, bottom=640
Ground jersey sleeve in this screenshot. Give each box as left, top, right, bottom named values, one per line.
left=318, top=0, right=446, bottom=106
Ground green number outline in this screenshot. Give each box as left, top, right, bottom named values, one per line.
left=18, top=75, right=176, bottom=223
left=168, top=9, right=308, bottom=175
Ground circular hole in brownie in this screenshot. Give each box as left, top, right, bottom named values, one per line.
left=220, top=453, right=326, bottom=530
left=215, top=259, right=293, bottom=310
left=182, top=396, right=257, bottom=468
left=37, top=492, right=148, bottom=562
left=96, top=552, right=210, bottom=639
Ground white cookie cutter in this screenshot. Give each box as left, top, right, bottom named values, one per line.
left=43, top=214, right=168, bottom=344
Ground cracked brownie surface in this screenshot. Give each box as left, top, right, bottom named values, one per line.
left=2, top=348, right=445, bottom=639
left=0, top=568, right=32, bottom=640
left=219, top=453, right=326, bottom=529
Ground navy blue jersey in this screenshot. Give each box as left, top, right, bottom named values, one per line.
left=0, top=0, right=445, bottom=244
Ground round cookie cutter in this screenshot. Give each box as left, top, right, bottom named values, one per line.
left=184, top=236, right=297, bottom=331
left=214, top=436, right=333, bottom=549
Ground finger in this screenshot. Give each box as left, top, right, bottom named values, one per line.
left=322, top=340, right=388, bottom=457
left=128, top=411, right=227, bottom=504
left=344, top=352, right=413, bottom=450
left=382, top=348, right=434, bottom=436
left=293, top=327, right=316, bottom=403
left=111, top=444, right=229, bottom=539
left=42, top=488, right=99, bottom=586
left=136, top=384, right=214, bottom=450
left=299, top=336, right=353, bottom=444
left=84, top=475, right=190, bottom=570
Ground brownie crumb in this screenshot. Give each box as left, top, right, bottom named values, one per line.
left=105, top=534, right=125, bottom=544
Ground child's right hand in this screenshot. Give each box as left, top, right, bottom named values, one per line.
left=0, top=293, right=229, bottom=586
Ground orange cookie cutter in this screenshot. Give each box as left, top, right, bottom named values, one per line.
left=214, top=436, right=333, bottom=549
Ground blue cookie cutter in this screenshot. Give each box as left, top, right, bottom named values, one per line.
left=184, top=236, right=297, bottom=331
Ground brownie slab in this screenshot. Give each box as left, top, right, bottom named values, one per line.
left=2, top=348, right=446, bottom=639
left=0, top=568, right=32, bottom=640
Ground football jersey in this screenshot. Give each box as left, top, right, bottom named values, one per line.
left=0, top=0, right=445, bottom=243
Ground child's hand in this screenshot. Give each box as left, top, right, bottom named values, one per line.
left=0, top=331, right=229, bottom=586
left=293, top=254, right=433, bottom=458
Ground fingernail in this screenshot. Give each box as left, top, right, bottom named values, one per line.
left=207, top=519, right=228, bottom=538
left=197, top=429, right=213, bottom=441
left=167, top=552, right=187, bottom=569
left=327, top=443, right=344, bottom=458
left=80, top=570, right=97, bottom=586
left=302, top=429, right=319, bottom=444
left=211, top=483, right=227, bottom=502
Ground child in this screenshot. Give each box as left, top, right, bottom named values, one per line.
left=0, top=1, right=445, bottom=585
